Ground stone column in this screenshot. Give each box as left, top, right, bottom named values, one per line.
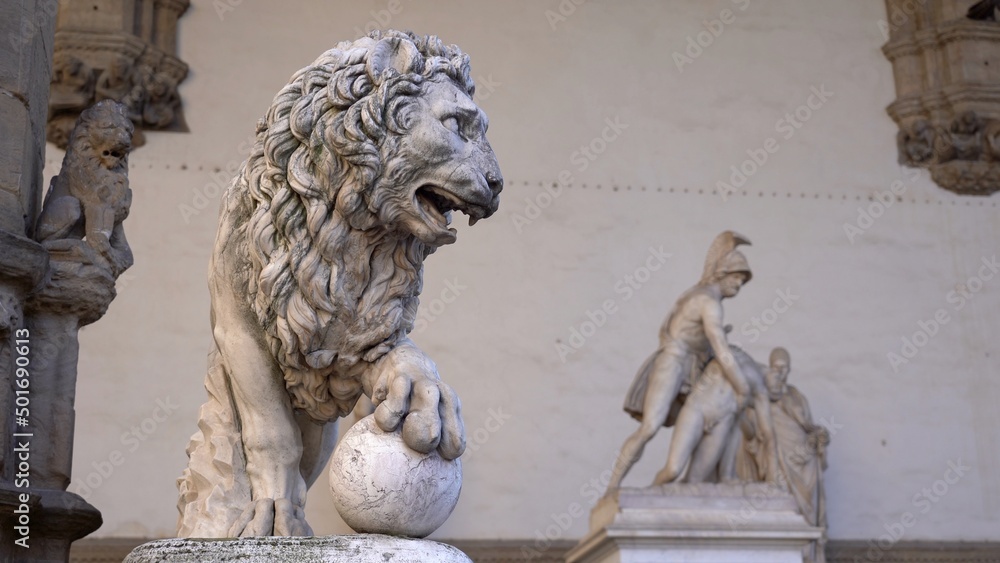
left=0, top=0, right=55, bottom=233
left=1, top=0, right=61, bottom=549
left=0, top=1, right=122, bottom=561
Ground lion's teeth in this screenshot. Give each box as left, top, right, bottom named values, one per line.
left=468, top=216, right=479, bottom=226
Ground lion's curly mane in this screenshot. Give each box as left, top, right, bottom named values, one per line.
left=229, top=30, right=475, bottom=422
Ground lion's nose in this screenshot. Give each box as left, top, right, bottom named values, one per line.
left=486, top=170, right=503, bottom=195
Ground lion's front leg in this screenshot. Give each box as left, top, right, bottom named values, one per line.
left=82, top=200, right=115, bottom=257
left=362, top=340, right=466, bottom=460
left=213, top=286, right=312, bottom=536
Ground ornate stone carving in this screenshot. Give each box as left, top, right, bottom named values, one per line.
left=47, top=0, right=190, bottom=149
left=882, top=0, right=1000, bottom=195
left=175, top=31, right=503, bottom=538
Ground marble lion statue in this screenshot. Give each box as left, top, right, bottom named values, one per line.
left=177, top=30, right=503, bottom=537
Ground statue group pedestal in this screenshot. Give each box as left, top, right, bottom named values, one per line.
left=566, top=483, right=820, bottom=563
left=122, top=535, right=471, bottom=562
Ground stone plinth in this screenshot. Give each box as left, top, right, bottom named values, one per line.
left=566, top=483, right=821, bottom=563
left=123, top=535, right=472, bottom=563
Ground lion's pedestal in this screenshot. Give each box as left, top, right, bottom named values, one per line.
left=565, top=484, right=821, bottom=563
left=122, top=535, right=472, bottom=563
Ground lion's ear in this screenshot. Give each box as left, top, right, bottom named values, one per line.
left=366, top=37, right=423, bottom=82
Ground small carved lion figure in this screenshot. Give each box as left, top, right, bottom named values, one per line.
left=177, top=31, right=503, bottom=537
left=35, top=99, right=134, bottom=278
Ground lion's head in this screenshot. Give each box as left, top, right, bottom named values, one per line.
left=67, top=99, right=134, bottom=173
left=245, top=29, right=502, bottom=248
left=232, top=31, right=503, bottom=421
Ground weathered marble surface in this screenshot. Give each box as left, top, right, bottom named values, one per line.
left=329, top=415, right=461, bottom=538
left=177, top=30, right=502, bottom=537
left=123, top=535, right=472, bottom=563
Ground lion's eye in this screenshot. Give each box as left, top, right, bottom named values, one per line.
left=442, top=116, right=461, bottom=136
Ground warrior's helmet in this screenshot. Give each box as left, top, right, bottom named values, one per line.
left=700, top=230, right=752, bottom=284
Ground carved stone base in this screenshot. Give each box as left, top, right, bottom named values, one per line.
left=566, top=484, right=821, bottom=563
left=122, top=535, right=473, bottom=563
left=0, top=485, right=102, bottom=563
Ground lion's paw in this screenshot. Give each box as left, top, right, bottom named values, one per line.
left=369, top=346, right=466, bottom=461
left=228, top=498, right=312, bottom=537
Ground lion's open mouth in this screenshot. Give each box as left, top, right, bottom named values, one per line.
left=415, top=185, right=488, bottom=232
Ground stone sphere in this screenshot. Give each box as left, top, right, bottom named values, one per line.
left=329, top=414, right=462, bottom=538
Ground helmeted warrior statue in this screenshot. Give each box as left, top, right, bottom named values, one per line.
left=606, top=231, right=754, bottom=491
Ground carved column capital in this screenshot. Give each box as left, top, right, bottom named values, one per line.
left=882, top=0, right=1000, bottom=195
left=47, top=0, right=190, bottom=149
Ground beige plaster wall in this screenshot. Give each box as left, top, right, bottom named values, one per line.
left=50, top=0, right=1000, bottom=545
